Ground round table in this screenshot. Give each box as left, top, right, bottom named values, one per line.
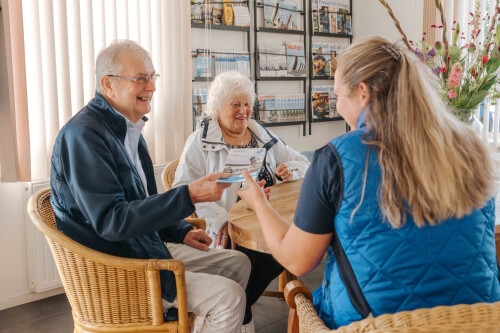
left=228, top=179, right=303, bottom=298
left=228, top=179, right=303, bottom=254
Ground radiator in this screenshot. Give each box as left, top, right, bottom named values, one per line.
left=23, top=163, right=168, bottom=293
left=23, top=180, right=61, bottom=292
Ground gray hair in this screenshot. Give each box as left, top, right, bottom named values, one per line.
left=95, top=39, right=152, bottom=93
left=205, top=71, right=255, bottom=119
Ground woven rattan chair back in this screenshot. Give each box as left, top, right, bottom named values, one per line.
left=285, top=280, right=500, bottom=333
left=160, top=159, right=206, bottom=230
left=27, top=188, right=192, bottom=333
left=162, top=159, right=180, bottom=191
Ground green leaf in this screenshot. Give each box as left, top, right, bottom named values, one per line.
left=486, top=48, right=500, bottom=73
left=453, top=23, right=460, bottom=46
left=466, top=90, right=488, bottom=108
left=481, top=76, right=497, bottom=92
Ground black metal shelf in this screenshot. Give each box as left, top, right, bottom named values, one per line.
left=190, top=0, right=251, bottom=130
left=311, top=117, right=344, bottom=123
left=311, top=76, right=335, bottom=81
left=256, top=77, right=306, bottom=81
left=257, top=28, right=306, bottom=35
left=307, top=0, right=353, bottom=135
left=191, top=23, right=251, bottom=32
left=253, top=0, right=307, bottom=136
left=259, top=121, right=306, bottom=128
left=192, top=77, right=213, bottom=82
left=255, top=2, right=305, bottom=15
left=312, top=32, right=353, bottom=38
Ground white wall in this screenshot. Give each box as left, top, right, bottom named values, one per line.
left=0, top=0, right=423, bottom=309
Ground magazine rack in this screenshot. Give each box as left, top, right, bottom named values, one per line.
left=190, top=0, right=252, bottom=130
left=308, top=0, right=352, bottom=134
left=253, top=0, right=308, bottom=136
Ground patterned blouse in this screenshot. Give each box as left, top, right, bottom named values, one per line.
left=227, top=133, right=274, bottom=188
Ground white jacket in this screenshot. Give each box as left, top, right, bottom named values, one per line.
left=173, top=118, right=310, bottom=245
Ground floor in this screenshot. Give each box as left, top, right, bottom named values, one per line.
left=0, top=261, right=324, bottom=333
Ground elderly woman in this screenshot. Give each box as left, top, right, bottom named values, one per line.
left=173, top=71, right=310, bottom=332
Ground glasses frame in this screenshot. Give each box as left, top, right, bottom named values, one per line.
left=107, top=74, right=160, bottom=86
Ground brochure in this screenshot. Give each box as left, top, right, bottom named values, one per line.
left=216, top=148, right=266, bottom=183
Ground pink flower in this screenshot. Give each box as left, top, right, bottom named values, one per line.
left=448, top=90, right=457, bottom=99
left=447, top=63, right=463, bottom=88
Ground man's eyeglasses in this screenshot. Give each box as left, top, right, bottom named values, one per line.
left=107, top=74, right=160, bottom=86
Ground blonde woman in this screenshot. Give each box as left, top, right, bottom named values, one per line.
left=238, top=36, right=500, bottom=329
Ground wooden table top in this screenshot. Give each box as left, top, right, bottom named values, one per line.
left=228, top=179, right=303, bottom=254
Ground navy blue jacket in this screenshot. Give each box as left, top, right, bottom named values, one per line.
left=50, top=92, right=195, bottom=302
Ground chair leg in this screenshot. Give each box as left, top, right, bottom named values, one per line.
left=279, top=270, right=297, bottom=292
left=287, top=308, right=299, bottom=333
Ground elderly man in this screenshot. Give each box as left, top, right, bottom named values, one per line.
left=50, top=40, right=251, bottom=333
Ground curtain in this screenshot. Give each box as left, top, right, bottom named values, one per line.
left=1, top=0, right=193, bottom=182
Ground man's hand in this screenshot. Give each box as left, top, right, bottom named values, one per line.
left=188, top=172, right=232, bottom=204
left=183, top=229, right=213, bottom=251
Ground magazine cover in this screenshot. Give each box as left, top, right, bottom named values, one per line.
left=193, top=88, right=208, bottom=126
left=329, top=12, right=337, bottom=34
left=286, top=42, right=306, bottom=77
left=223, top=0, right=234, bottom=26
left=318, top=0, right=330, bottom=33
left=212, top=4, right=223, bottom=25
left=191, top=0, right=203, bottom=24
left=258, top=44, right=268, bottom=77
left=203, top=3, right=213, bottom=24
left=312, top=0, right=319, bottom=32
left=196, top=49, right=212, bottom=77
left=345, top=14, right=352, bottom=35
left=235, top=53, right=251, bottom=77
left=233, top=3, right=251, bottom=27
left=328, top=44, right=338, bottom=77
left=337, top=8, right=348, bottom=34
left=216, top=148, right=266, bottom=183
left=312, top=42, right=329, bottom=77
left=312, top=91, right=330, bottom=119
left=276, top=8, right=298, bottom=30
left=264, top=0, right=279, bottom=28
left=258, top=94, right=277, bottom=122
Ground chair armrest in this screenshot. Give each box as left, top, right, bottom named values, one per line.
left=285, top=280, right=313, bottom=309
left=285, top=280, right=330, bottom=333
left=185, top=217, right=206, bottom=230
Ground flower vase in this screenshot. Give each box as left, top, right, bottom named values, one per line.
left=458, top=107, right=483, bottom=133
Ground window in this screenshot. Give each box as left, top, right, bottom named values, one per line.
left=1, top=0, right=192, bottom=181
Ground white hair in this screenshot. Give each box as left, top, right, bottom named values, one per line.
left=205, top=71, right=255, bottom=119
left=95, top=39, right=152, bottom=93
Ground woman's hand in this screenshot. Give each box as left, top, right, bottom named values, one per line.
left=275, top=163, right=293, bottom=183
left=216, top=224, right=236, bottom=250
left=237, top=171, right=271, bottom=211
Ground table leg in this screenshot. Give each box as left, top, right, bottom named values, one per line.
left=263, top=270, right=296, bottom=299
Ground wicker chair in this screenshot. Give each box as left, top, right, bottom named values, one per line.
left=284, top=280, right=500, bottom=333
left=27, top=188, right=194, bottom=333
left=161, top=159, right=206, bottom=230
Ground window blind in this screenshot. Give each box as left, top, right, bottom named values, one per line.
left=1, top=0, right=193, bottom=182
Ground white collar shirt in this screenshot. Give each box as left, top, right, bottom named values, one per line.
left=111, top=108, right=149, bottom=197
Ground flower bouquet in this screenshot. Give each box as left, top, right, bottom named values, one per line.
left=379, top=0, right=500, bottom=122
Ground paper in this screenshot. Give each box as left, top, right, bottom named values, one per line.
left=216, top=148, right=266, bottom=183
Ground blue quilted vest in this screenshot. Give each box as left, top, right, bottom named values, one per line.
left=313, top=129, right=500, bottom=329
